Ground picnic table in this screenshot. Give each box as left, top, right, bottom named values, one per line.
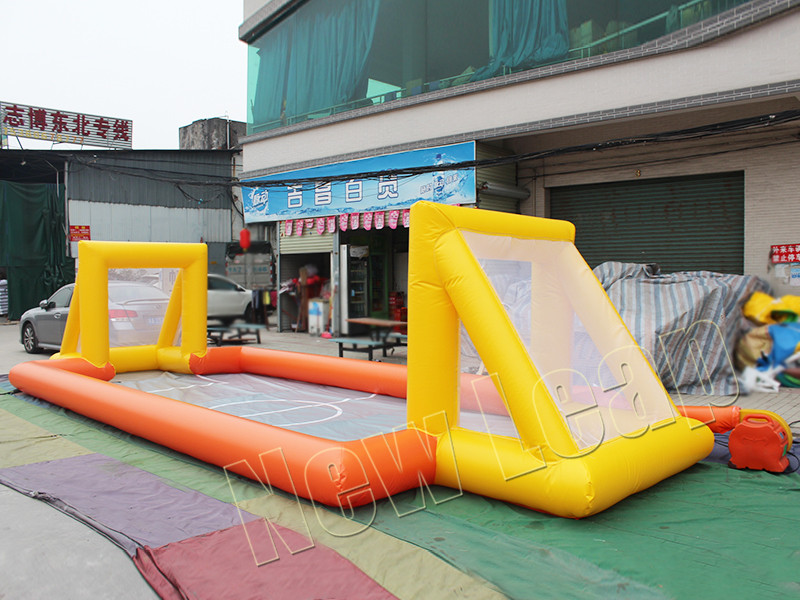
left=326, top=317, right=407, bottom=360
left=207, top=323, right=268, bottom=346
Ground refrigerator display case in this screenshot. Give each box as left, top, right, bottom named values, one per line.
left=340, top=244, right=369, bottom=334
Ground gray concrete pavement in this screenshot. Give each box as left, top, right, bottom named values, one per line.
left=0, top=485, right=161, bottom=599
left=0, top=319, right=35, bottom=374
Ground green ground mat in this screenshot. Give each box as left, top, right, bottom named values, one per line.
left=352, top=466, right=800, bottom=599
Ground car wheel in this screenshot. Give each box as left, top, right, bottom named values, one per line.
left=244, top=304, right=254, bottom=323
left=22, top=322, right=42, bottom=354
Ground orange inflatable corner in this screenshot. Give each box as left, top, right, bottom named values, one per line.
left=14, top=357, right=116, bottom=382
left=676, top=405, right=741, bottom=433
left=190, top=346, right=244, bottom=374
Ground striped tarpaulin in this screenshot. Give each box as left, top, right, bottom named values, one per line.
left=593, top=262, right=771, bottom=395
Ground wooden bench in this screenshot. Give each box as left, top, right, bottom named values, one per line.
left=387, top=332, right=408, bottom=346
left=207, top=323, right=268, bottom=346
left=327, top=337, right=392, bottom=361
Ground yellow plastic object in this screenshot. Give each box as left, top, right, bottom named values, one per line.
left=743, top=290, right=800, bottom=324
left=55, top=240, right=208, bottom=373
left=407, top=201, right=713, bottom=518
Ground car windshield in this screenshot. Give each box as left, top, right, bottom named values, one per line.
left=209, top=277, right=240, bottom=291
left=108, top=284, right=168, bottom=303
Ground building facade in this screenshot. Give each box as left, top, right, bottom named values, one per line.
left=0, top=149, right=241, bottom=319
left=238, top=0, right=800, bottom=333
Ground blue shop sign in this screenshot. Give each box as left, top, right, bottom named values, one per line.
left=242, top=142, right=476, bottom=223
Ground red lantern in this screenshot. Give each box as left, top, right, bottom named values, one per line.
left=239, top=228, right=251, bottom=251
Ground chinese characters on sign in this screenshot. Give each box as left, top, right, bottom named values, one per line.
left=242, top=142, right=476, bottom=224
left=1, top=101, right=132, bottom=149
left=69, top=225, right=91, bottom=242
left=771, top=244, right=800, bottom=264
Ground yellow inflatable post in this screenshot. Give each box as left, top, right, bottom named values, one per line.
left=406, top=201, right=713, bottom=518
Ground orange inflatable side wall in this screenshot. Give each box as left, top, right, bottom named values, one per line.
left=9, top=356, right=435, bottom=507
left=28, top=357, right=117, bottom=381
left=191, top=347, right=408, bottom=399
left=676, top=405, right=741, bottom=433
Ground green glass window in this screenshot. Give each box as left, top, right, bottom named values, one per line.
left=247, top=0, right=751, bottom=134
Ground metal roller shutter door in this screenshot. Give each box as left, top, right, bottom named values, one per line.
left=549, top=172, right=744, bottom=274
left=279, top=231, right=334, bottom=254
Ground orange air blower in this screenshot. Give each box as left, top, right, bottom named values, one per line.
left=677, top=405, right=792, bottom=473
left=728, top=413, right=790, bottom=473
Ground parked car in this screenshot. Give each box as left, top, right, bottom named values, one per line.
left=20, top=284, right=74, bottom=353
left=207, top=274, right=253, bottom=325
left=19, top=281, right=171, bottom=353
left=19, top=275, right=254, bottom=353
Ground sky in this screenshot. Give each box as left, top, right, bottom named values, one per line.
left=1, top=0, right=248, bottom=150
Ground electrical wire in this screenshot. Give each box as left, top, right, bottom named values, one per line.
left=48, top=108, right=800, bottom=190
left=525, top=138, right=799, bottom=181
left=68, top=155, right=232, bottom=183
left=784, top=450, right=800, bottom=474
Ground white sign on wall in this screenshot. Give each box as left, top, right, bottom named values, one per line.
left=1, top=100, right=132, bottom=149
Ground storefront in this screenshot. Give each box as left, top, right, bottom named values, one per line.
left=243, top=142, right=478, bottom=334
left=277, top=221, right=409, bottom=335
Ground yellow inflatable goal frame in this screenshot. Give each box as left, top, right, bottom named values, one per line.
left=407, top=201, right=712, bottom=517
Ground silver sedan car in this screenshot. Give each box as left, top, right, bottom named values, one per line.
left=19, top=281, right=171, bottom=353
